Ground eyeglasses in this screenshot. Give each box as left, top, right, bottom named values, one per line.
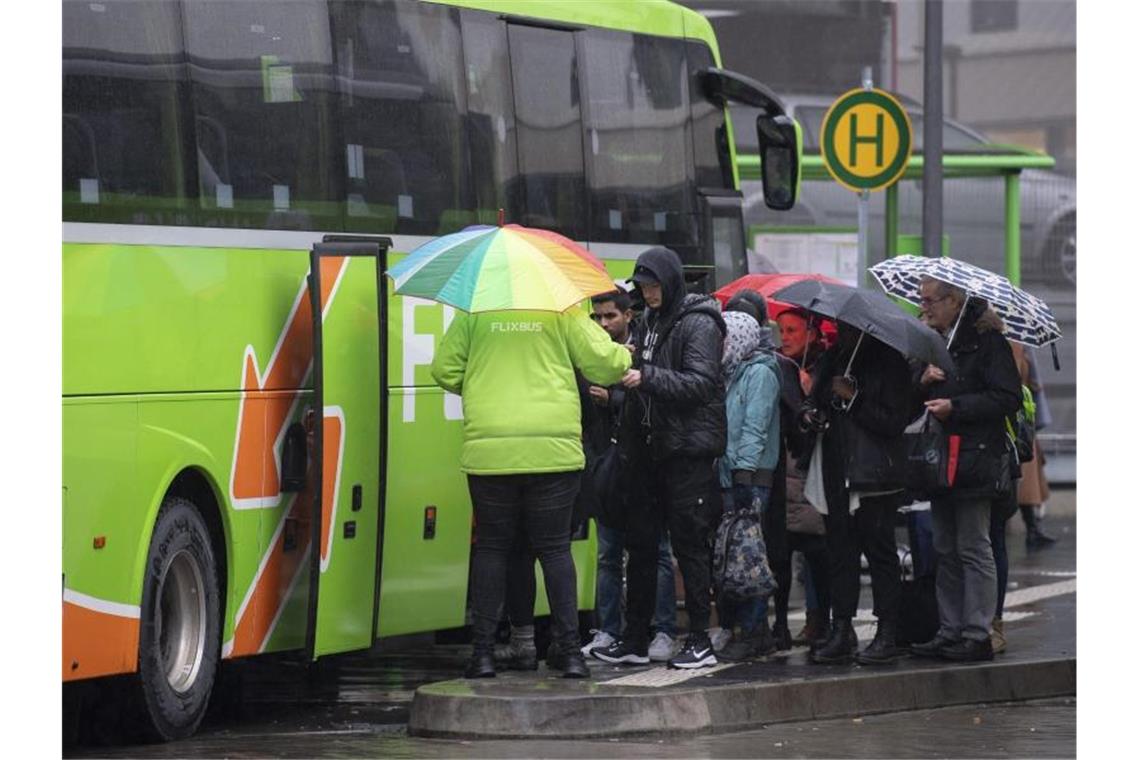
left=919, top=295, right=950, bottom=308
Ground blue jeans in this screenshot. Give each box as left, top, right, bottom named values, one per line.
left=718, top=485, right=770, bottom=634
left=596, top=523, right=676, bottom=638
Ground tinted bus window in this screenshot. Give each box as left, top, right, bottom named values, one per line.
left=460, top=12, right=522, bottom=227
left=330, top=0, right=473, bottom=235
left=581, top=30, right=696, bottom=248
left=183, top=0, right=341, bottom=231
left=63, top=0, right=196, bottom=225
left=686, top=41, right=733, bottom=190
left=508, top=24, right=587, bottom=240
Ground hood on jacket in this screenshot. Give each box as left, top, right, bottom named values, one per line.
left=722, top=310, right=763, bottom=383
left=632, top=246, right=686, bottom=317
left=949, top=296, right=1005, bottom=351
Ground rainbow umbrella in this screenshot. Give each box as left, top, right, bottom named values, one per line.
left=387, top=224, right=616, bottom=313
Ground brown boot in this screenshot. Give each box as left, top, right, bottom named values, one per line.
left=990, top=618, right=1007, bottom=655
left=794, top=609, right=826, bottom=646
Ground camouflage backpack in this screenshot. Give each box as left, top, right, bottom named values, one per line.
left=712, top=495, right=778, bottom=602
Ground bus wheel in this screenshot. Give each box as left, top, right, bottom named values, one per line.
left=136, top=496, right=221, bottom=741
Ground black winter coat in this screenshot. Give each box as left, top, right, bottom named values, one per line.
left=919, top=300, right=1022, bottom=500
left=808, top=334, right=916, bottom=513
left=626, top=247, right=727, bottom=462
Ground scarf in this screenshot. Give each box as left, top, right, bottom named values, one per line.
left=722, top=311, right=764, bottom=385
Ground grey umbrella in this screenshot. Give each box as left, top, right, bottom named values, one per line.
left=772, top=280, right=955, bottom=372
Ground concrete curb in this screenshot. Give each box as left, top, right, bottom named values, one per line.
left=407, top=657, right=1076, bottom=739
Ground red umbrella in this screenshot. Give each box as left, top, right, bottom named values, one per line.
left=714, top=273, right=842, bottom=341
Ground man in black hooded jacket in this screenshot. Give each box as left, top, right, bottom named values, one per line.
left=591, top=246, right=727, bottom=670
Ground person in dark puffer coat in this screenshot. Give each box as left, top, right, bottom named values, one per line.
left=591, top=246, right=727, bottom=670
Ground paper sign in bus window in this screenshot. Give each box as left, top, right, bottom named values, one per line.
left=80, top=178, right=99, bottom=205
left=216, top=184, right=233, bottom=209
left=273, top=185, right=290, bottom=211
left=398, top=194, right=414, bottom=219
left=347, top=144, right=365, bottom=180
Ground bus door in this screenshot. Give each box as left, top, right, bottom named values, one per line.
left=305, top=238, right=391, bottom=658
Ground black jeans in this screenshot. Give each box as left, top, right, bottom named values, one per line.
left=824, top=492, right=901, bottom=622
left=624, top=456, right=719, bottom=647
left=468, top=472, right=581, bottom=654
left=991, top=491, right=1017, bottom=619
left=773, top=531, right=830, bottom=628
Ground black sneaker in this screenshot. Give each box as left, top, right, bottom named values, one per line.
left=591, top=639, right=650, bottom=665
left=668, top=634, right=718, bottom=669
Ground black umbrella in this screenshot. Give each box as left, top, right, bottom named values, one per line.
left=772, top=280, right=955, bottom=372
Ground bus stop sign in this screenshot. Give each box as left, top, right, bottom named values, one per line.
left=821, top=88, right=913, bottom=193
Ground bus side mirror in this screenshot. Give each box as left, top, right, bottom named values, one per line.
left=756, top=114, right=801, bottom=211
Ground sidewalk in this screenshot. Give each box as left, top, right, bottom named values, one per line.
left=409, top=514, right=1076, bottom=740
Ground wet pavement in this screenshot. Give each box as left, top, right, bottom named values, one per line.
left=71, top=697, right=1075, bottom=758
left=64, top=510, right=1075, bottom=758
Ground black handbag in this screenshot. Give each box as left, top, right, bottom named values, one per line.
left=575, top=439, right=625, bottom=531
left=902, top=411, right=959, bottom=498
left=897, top=567, right=940, bottom=646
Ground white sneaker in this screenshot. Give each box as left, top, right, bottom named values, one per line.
left=709, top=627, right=732, bottom=653
left=580, top=629, right=616, bottom=656
left=648, top=632, right=679, bottom=662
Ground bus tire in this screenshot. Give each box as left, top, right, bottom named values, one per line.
left=135, top=496, right=221, bottom=741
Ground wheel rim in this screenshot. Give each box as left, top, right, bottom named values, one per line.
left=1059, top=231, right=1076, bottom=285
left=157, top=549, right=207, bottom=694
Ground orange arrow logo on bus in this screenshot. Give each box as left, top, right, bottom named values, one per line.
left=230, top=257, right=348, bottom=508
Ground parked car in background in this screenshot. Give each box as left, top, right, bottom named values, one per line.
left=733, top=95, right=1076, bottom=286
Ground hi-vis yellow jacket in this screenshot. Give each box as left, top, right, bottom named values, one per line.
left=431, top=307, right=631, bottom=475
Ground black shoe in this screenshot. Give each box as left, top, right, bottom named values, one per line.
left=1022, top=506, right=1058, bottom=549
left=494, top=640, right=539, bottom=671
left=795, top=610, right=827, bottom=647
left=668, top=633, right=718, bottom=669
left=546, top=647, right=591, bottom=678
left=771, top=622, right=793, bottom=652
left=719, top=632, right=764, bottom=662
left=810, top=619, right=857, bottom=664
left=940, top=637, right=994, bottom=662
left=591, top=639, right=650, bottom=666
left=910, top=634, right=958, bottom=659
left=809, top=616, right=835, bottom=653
left=855, top=619, right=904, bottom=665
left=464, top=651, right=496, bottom=678
left=1026, top=526, right=1058, bottom=549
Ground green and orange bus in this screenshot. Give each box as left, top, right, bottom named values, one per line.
left=63, top=0, right=798, bottom=739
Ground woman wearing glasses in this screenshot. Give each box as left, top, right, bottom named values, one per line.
left=801, top=322, right=917, bottom=665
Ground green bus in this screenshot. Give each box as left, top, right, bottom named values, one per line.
left=62, top=0, right=798, bottom=740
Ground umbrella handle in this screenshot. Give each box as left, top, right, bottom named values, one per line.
left=1051, top=343, right=1060, bottom=371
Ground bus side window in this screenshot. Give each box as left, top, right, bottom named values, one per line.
left=62, top=0, right=194, bottom=225
left=507, top=23, right=587, bottom=240
left=579, top=29, right=697, bottom=249
left=182, top=0, right=341, bottom=231
left=329, top=0, right=474, bottom=236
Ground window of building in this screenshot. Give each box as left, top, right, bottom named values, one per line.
left=970, top=0, right=1018, bottom=33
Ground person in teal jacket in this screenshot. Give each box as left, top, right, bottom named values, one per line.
left=432, top=305, right=631, bottom=679
left=716, top=310, right=782, bottom=662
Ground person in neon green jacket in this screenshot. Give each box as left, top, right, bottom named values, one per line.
left=431, top=306, right=631, bottom=679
